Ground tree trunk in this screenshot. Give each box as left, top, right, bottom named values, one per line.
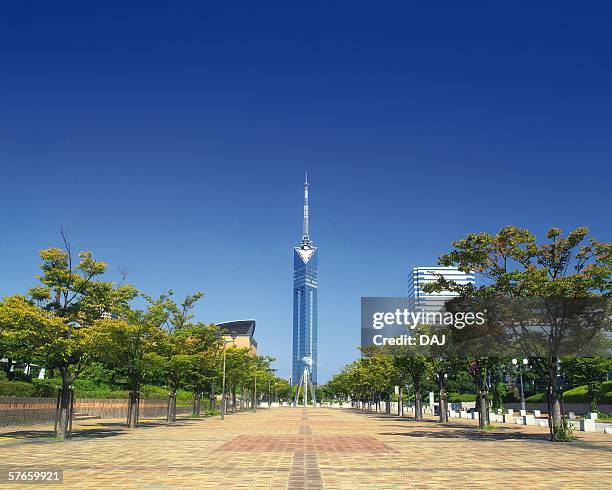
left=54, top=375, right=73, bottom=440
left=233, top=391, right=237, bottom=412
left=414, top=389, right=422, bottom=421
left=167, top=391, right=177, bottom=423
left=439, top=384, right=448, bottom=423
left=193, top=392, right=202, bottom=416
left=386, top=393, right=391, bottom=414
left=127, top=390, right=140, bottom=428
left=546, top=361, right=562, bottom=439
left=398, top=387, right=403, bottom=416
left=549, top=383, right=562, bottom=435
left=478, top=392, right=489, bottom=429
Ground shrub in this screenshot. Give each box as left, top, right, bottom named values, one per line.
left=448, top=393, right=476, bottom=403
left=32, top=378, right=60, bottom=397
left=79, top=390, right=129, bottom=399
left=502, top=390, right=520, bottom=403
left=0, top=380, right=35, bottom=397
left=73, top=378, right=105, bottom=392
left=138, top=385, right=194, bottom=402
left=177, top=389, right=193, bottom=402
left=141, top=384, right=170, bottom=399
left=0, top=378, right=196, bottom=402
left=563, top=380, right=612, bottom=404
left=554, top=419, right=575, bottom=442
left=525, top=392, right=546, bottom=403
left=522, top=382, right=612, bottom=405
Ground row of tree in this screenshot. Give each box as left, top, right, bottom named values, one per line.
left=325, top=349, right=610, bottom=419
left=0, top=239, right=290, bottom=439
left=325, top=226, right=610, bottom=441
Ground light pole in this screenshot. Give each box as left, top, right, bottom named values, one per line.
left=253, top=371, right=257, bottom=413
left=217, top=330, right=237, bottom=421
left=512, top=358, right=528, bottom=412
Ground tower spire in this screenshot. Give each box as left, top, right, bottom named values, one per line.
left=302, top=172, right=310, bottom=243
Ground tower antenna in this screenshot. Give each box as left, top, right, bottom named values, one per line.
left=302, top=172, right=310, bottom=243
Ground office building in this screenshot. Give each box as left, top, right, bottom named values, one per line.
left=408, top=266, right=475, bottom=311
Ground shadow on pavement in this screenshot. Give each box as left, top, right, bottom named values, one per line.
left=380, top=428, right=548, bottom=442
left=0, top=426, right=125, bottom=442
left=0, top=417, right=199, bottom=443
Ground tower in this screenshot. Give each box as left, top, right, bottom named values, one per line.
left=292, top=173, right=318, bottom=386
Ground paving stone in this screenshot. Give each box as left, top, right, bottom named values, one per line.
left=0, top=408, right=610, bottom=488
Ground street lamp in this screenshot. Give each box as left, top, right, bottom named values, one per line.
left=217, top=330, right=237, bottom=421
left=512, top=358, right=529, bottom=412
left=253, top=370, right=257, bottom=413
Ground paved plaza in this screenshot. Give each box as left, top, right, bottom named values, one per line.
left=1, top=407, right=611, bottom=488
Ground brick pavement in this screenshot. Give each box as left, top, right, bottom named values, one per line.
left=0, top=408, right=610, bottom=488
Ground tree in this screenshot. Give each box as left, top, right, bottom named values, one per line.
left=154, top=291, right=204, bottom=332
left=87, top=300, right=167, bottom=428
left=1, top=242, right=137, bottom=439
left=223, top=346, right=255, bottom=411
left=178, top=323, right=221, bottom=416
left=139, top=291, right=213, bottom=422
left=431, top=358, right=458, bottom=423
left=424, top=226, right=611, bottom=439
left=394, top=354, right=431, bottom=420
left=561, top=356, right=611, bottom=412
left=0, top=297, right=47, bottom=381
left=466, top=357, right=508, bottom=428
left=272, top=377, right=291, bottom=402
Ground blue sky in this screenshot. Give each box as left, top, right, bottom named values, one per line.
left=1, top=2, right=611, bottom=382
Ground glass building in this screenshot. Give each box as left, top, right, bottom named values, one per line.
left=407, top=266, right=475, bottom=311
left=292, top=174, right=318, bottom=386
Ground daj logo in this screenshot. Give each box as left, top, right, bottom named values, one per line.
left=360, top=296, right=610, bottom=358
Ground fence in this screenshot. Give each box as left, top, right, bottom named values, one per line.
left=0, top=397, right=191, bottom=426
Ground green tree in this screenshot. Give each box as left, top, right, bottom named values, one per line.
left=87, top=300, right=167, bottom=428
left=178, top=323, right=222, bottom=416
left=425, top=226, right=611, bottom=439
left=223, top=346, right=255, bottom=411
left=394, top=354, right=431, bottom=420
left=272, top=377, right=291, bottom=402
left=1, top=243, right=137, bottom=439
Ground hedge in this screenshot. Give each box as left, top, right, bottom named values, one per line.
left=563, top=380, right=612, bottom=404
left=0, top=379, right=196, bottom=402
left=525, top=392, right=546, bottom=403
left=448, top=393, right=476, bottom=403
left=524, top=381, right=612, bottom=404
left=0, top=380, right=36, bottom=397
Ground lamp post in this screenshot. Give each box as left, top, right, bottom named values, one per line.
left=253, top=372, right=257, bottom=413
left=512, top=358, right=528, bottom=412
left=217, top=330, right=237, bottom=421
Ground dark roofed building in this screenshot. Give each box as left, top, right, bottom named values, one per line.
left=216, top=320, right=258, bottom=354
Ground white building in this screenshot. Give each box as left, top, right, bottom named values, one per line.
left=408, top=266, right=475, bottom=311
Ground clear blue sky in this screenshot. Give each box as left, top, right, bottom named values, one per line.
left=1, top=2, right=610, bottom=382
